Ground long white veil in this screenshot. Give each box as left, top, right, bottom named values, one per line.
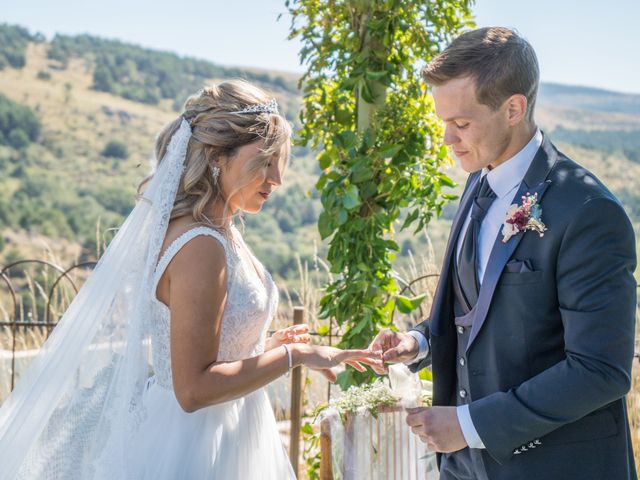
left=0, top=119, right=191, bottom=480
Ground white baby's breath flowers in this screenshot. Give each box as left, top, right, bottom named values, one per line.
left=329, top=380, right=399, bottom=416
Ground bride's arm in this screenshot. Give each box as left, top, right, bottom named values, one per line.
left=166, top=235, right=378, bottom=413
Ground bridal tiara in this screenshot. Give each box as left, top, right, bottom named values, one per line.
left=230, top=98, right=279, bottom=115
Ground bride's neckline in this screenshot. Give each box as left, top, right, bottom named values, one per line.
left=228, top=225, right=269, bottom=288
left=157, top=223, right=269, bottom=290
left=153, top=224, right=271, bottom=312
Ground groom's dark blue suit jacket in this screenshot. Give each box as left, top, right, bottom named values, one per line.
left=410, top=135, right=638, bottom=479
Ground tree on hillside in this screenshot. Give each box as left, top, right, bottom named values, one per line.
left=93, top=64, right=116, bottom=93
left=102, top=140, right=129, bottom=160
left=0, top=93, right=41, bottom=148
left=0, top=24, right=43, bottom=70
left=45, top=33, right=298, bottom=107
left=288, top=0, right=474, bottom=387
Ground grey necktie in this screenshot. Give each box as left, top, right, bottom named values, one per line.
left=457, top=175, right=497, bottom=308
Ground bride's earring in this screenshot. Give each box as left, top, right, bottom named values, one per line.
left=211, top=165, right=220, bottom=183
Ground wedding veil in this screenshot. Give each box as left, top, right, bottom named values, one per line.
left=0, top=119, right=191, bottom=479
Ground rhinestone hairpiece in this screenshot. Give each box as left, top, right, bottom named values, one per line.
left=230, top=98, right=279, bottom=115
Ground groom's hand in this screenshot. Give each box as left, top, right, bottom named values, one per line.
left=405, top=406, right=467, bottom=453
left=368, top=329, right=419, bottom=374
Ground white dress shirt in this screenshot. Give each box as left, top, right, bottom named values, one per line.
left=407, top=129, right=543, bottom=449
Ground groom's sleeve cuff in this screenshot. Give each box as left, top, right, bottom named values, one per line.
left=456, top=404, right=486, bottom=449
left=404, top=331, right=429, bottom=365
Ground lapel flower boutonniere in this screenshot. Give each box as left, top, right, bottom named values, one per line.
left=502, top=192, right=547, bottom=243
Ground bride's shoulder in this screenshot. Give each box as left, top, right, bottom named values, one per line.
left=156, top=218, right=229, bottom=305
left=161, top=218, right=228, bottom=258
left=158, top=217, right=232, bottom=270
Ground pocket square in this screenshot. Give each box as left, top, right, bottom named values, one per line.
left=505, top=259, right=534, bottom=273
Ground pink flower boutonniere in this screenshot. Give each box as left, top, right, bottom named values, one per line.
left=501, top=192, right=547, bottom=243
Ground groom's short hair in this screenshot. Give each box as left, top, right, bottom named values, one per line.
left=423, top=27, right=539, bottom=122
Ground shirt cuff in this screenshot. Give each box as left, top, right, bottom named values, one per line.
left=404, top=331, right=429, bottom=365
left=456, top=404, right=486, bottom=449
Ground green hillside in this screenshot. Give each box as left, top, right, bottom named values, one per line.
left=0, top=23, right=638, bottom=291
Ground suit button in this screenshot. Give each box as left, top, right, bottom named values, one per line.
left=459, top=389, right=467, bottom=398
left=457, top=326, right=465, bottom=334
left=459, top=357, right=465, bottom=366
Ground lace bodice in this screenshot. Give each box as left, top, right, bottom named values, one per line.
left=148, top=225, right=279, bottom=389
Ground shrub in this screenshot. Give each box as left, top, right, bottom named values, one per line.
left=89, top=185, right=134, bottom=216
left=0, top=24, right=36, bottom=71
left=0, top=93, right=41, bottom=144
left=101, top=140, right=129, bottom=159
left=7, top=129, right=29, bottom=149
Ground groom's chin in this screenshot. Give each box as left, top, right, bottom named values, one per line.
left=455, top=154, right=478, bottom=173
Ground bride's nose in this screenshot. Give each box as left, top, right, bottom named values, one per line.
left=266, top=164, right=282, bottom=187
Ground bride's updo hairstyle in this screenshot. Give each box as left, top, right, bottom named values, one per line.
left=140, top=79, right=291, bottom=227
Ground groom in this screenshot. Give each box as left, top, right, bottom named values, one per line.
left=370, top=27, right=638, bottom=479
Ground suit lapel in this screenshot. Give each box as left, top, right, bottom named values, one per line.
left=466, top=135, right=558, bottom=351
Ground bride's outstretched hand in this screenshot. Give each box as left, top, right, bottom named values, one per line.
left=292, top=344, right=383, bottom=382
left=266, top=324, right=311, bottom=350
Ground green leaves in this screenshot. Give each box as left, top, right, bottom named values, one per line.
left=395, top=294, right=426, bottom=314
left=333, top=131, right=358, bottom=150
left=318, top=150, right=333, bottom=170
left=342, top=184, right=360, bottom=210
left=365, top=70, right=388, bottom=81
left=318, top=211, right=334, bottom=240
left=379, top=144, right=402, bottom=158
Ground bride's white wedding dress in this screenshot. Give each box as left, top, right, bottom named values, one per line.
left=128, top=224, right=295, bottom=479
left=0, top=119, right=296, bottom=479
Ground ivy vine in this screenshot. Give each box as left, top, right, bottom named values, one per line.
left=287, top=0, right=475, bottom=387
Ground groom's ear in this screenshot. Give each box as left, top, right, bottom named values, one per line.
left=505, top=94, right=528, bottom=126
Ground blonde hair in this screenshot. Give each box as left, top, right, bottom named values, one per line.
left=138, top=79, right=291, bottom=229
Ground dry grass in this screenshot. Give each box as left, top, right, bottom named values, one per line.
left=0, top=237, right=95, bottom=399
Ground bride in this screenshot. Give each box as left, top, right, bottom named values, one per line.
left=0, top=80, right=379, bottom=479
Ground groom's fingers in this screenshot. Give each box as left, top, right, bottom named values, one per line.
left=369, top=330, right=386, bottom=351
left=369, top=336, right=384, bottom=352
left=405, top=407, right=428, bottom=428
left=369, top=329, right=398, bottom=352
left=405, top=406, right=424, bottom=413
left=382, top=337, right=417, bottom=363
left=382, top=346, right=403, bottom=363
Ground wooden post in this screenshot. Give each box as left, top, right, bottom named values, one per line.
left=289, top=307, right=304, bottom=477
left=320, top=416, right=334, bottom=480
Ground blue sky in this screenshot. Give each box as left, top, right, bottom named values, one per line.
left=2, top=0, right=639, bottom=94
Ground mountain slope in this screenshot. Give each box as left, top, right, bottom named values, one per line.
left=0, top=27, right=638, bottom=287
